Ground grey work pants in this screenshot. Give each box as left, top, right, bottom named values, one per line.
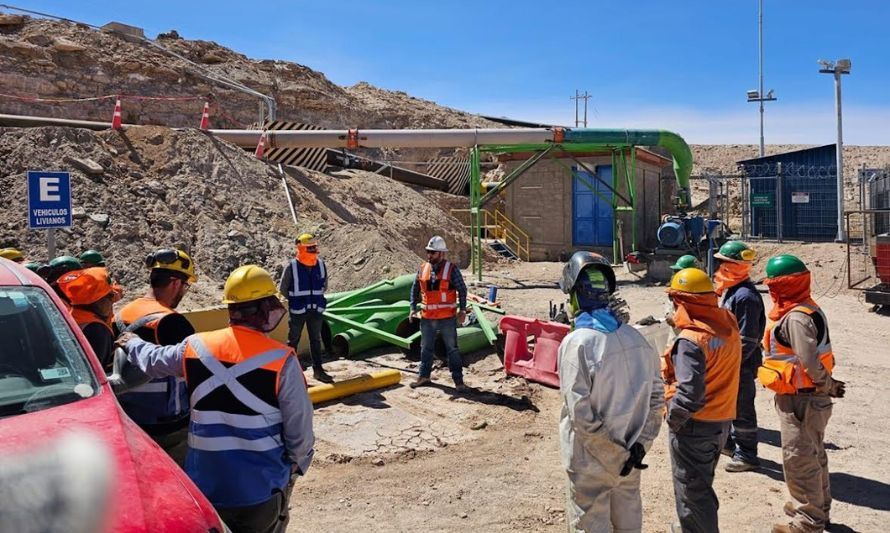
left=669, top=419, right=730, bottom=533
left=724, top=363, right=760, bottom=464
left=565, top=463, right=642, bottom=533
left=775, top=394, right=833, bottom=532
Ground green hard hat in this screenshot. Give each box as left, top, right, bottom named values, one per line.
left=79, top=249, right=106, bottom=267
left=765, top=255, right=808, bottom=278
left=49, top=255, right=82, bottom=270
left=670, top=255, right=699, bottom=271
left=714, top=241, right=756, bottom=263
left=24, top=261, right=42, bottom=273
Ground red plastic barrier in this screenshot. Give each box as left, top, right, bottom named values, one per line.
left=499, top=315, right=570, bottom=388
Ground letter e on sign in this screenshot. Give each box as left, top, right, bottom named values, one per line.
left=39, top=177, right=61, bottom=202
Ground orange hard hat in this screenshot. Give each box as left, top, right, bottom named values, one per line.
left=57, top=267, right=114, bottom=306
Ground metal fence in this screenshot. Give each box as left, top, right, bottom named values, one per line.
left=846, top=210, right=890, bottom=293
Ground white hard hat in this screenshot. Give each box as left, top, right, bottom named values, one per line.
left=425, top=235, right=448, bottom=252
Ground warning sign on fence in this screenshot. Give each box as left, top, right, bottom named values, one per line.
left=791, top=192, right=810, bottom=204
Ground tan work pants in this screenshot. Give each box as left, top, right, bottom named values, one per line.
left=775, top=394, right=833, bottom=532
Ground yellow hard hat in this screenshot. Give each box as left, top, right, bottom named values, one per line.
left=223, top=265, right=278, bottom=304
left=296, top=233, right=317, bottom=245
left=145, top=248, right=197, bottom=283
left=669, top=268, right=715, bottom=294
left=0, top=248, right=24, bottom=262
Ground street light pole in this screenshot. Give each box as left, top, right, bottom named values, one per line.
left=758, top=0, right=764, bottom=157
left=820, top=58, right=851, bottom=242
left=834, top=69, right=845, bottom=242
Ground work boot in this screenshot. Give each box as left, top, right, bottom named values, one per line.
left=313, top=366, right=334, bottom=384
left=454, top=381, right=470, bottom=393
left=720, top=447, right=734, bottom=458
left=724, top=457, right=759, bottom=472
left=783, top=501, right=796, bottom=518
left=409, top=377, right=432, bottom=389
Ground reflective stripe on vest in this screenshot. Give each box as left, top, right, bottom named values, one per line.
left=760, top=304, right=834, bottom=394
left=419, top=261, right=457, bottom=319
left=115, top=303, right=189, bottom=425
left=662, top=327, right=742, bottom=422
left=288, top=259, right=326, bottom=314
left=183, top=331, right=292, bottom=508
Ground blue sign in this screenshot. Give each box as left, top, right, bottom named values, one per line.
left=27, top=171, right=72, bottom=229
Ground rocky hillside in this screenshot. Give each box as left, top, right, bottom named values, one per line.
left=0, top=126, right=471, bottom=308
left=0, top=15, right=502, bottom=131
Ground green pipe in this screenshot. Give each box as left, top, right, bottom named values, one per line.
left=326, top=303, right=411, bottom=314
left=562, top=129, right=692, bottom=209
left=326, top=274, right=415, bottom=309
left=323, top=311, right=411, bottom=349
left=331, top=306, right=409, bottom=357
left=325, top=299, right=383, bottom=337
left=468, top=303, right=497, bottom=345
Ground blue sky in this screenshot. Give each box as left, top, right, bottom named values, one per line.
left=13, top=1, right=890, bottom=144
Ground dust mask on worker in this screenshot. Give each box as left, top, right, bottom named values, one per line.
left=257, top=297, right=287, bottom=333
left=713, top=261, right=752, bottom=295
left=296, top=243, right=319, bottom=267
left=570, top=269, right=621, bottom=333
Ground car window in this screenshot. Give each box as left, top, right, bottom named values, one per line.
left=0, top=287, right=98, bottom=418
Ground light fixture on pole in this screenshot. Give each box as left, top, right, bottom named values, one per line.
left=747, top=0, right=776, bottom=158
left=819, top=58, right=852, bottom=242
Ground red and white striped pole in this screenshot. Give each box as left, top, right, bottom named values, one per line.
left=254, top=130, right=267, bottom=159
left=110, top=98, right=122, bottom=130
left=199, top=101, right=210, bottom=130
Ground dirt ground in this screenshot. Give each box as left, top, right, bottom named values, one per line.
left=290, top=244, right=890, bottom=533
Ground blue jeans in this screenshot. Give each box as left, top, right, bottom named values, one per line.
left=419, top=317, right=463, bottom=384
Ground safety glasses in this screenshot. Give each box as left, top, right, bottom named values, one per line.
left=145, top=249, right=190, bottom=270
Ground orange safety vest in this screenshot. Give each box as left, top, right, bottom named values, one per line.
left=117, top=297, right=175, bottom=342
left=662, top=328, right=741, bottom=422
left=759, top=303, right=834, bottom=394
left=418, top=261, right=457, bottom=320
left=71, top=307, right=113, bottom=334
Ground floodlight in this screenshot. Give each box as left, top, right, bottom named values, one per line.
left=746, top=89, right=759, bottom=100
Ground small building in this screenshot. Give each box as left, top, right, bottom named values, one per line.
left=499, top=147, right=672, bottom=261
left=738, top=144, right=839, bottom=241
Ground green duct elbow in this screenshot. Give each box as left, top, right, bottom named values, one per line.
left=656, top=130, right=692, bottom=209
left=562, top=128, right=693, bottom=209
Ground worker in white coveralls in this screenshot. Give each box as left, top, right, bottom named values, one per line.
left=557, top=251, right=664, bottom=533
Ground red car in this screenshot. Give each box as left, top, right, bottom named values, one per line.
left=0, top=258, right=226, bottom=532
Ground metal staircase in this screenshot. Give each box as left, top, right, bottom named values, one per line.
left=451, top=208, right=531, bottom=263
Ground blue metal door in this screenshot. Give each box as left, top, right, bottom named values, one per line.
left=572, top=165, right=613, bottom=246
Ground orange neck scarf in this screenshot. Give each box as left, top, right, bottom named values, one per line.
left=296, top=244, right=319, bottom=267
left=669, top=290, right=738, bottom=339
left=764, top=271, right=816, bottom=321
left=714, top=262, right=752, bottom=296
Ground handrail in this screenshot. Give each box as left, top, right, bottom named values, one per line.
left=449, top=208, right=530, bottom=262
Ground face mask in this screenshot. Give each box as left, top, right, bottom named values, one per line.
left=262, top=305, right=287, bottom=333
left=297, top=244, right=319, bottom=267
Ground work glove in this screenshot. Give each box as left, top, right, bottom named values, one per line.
left=826, top=377, right=846, bottom=398
left=620, top=442, right=648, bottom=477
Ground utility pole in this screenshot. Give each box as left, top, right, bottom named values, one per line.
left=819, top=58, right=852, bottom=242
left=570, top=90, right=591, bottom=127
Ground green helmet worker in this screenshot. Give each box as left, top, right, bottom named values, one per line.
left=116, top=264, right=314, bottom=531
left=0, top=248, right=25, bottom=263
left=24, top=261, right=42, bottom=274
left=556, top=250, right=662, bottom=532
left=761, top=254, right=844, bottom=533
left=670, top=255, right=700, bottom=272
left=663, top=267, right=742, bottom=533
left=79, top=249, right=107, bottom=267
left=711, top=240, right=766, bottom=473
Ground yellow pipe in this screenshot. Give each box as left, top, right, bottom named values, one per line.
left=307, top=369, right=402, bottom=404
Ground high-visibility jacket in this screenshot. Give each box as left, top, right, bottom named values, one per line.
left=286, top=259, right=327, bottom=315
left=182, top=326, right=292, bottom=507
left=662, top=328, right=741, bottom=422
left=115, top=298, right=190, bottom=426
left=71, top=307, right=112, bottom=333
left=760, top=303, right=834, bottom=394
left=418, top=261, right=457, bottom=320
